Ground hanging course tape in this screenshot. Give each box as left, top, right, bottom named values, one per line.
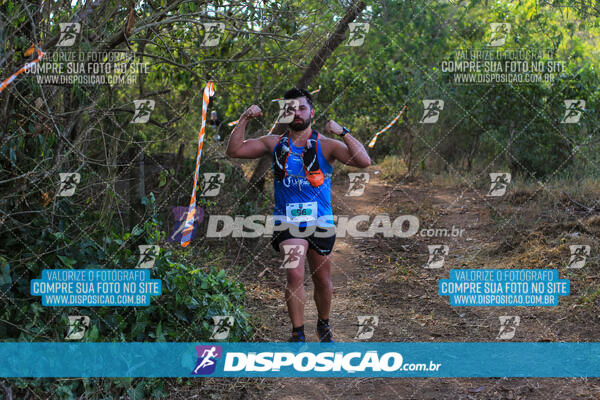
left=368, top=105, right=407, bottom=148
left=270, top=85, right=321, bottom=102
left=0, top=45, right=45, bottom=93
left=227, top=86, right=322, bottom=128
left=180, top=81, right=215, bottom=247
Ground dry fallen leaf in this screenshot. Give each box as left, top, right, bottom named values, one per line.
left=24, top=43, right=35, bottom=57
left=41, top=192, right=51, bottom=207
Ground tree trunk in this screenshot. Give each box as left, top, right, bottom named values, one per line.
left=128, top=143, right=145, bottom=230
left=466, top=131, right=481, bottom=172
left=405, top=127, right=414, bottom=177
left=247, top=129, right=269, bottom=200
left=506, top=121, right=517, bottom=177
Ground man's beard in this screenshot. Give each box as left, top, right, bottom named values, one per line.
left=289, top=116, right=310, bottom=131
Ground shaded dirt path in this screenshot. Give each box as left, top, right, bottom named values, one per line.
left=242, top=166, right=600, bottom=400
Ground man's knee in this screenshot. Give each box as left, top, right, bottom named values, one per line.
left=311, top=270, right=331, bottom=289
left=286, top=266, right=305, bottom=287
left=281, top=239, right=307, bottom=285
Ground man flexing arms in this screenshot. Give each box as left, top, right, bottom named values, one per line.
left=226, top=88, right=370, bottom=342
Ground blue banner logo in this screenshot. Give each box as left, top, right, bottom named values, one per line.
left=192, top=345, right=222, bottom=375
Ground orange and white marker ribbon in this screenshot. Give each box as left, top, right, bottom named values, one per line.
left=228, top=86, right=322, bottom=128
left=271, top=85, right=322, bottom=102
left=228, top=86, right=322, bottom=131
left=268, top=120, right=278, bottom=134
left=1, top=46, right=45, bottom=93
left=368, top=105, right=407, bottom=148
left=310, top=85, right=322, bottom=95
left=181, top=81, right=215, bottom=247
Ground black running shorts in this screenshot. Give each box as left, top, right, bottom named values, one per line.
left=270, top=224, right=336, bottom=256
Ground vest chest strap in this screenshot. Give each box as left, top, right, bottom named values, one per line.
left=272, top=129, right=326, bottom=187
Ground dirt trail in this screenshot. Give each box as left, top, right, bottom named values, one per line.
left=243, top=166, right=600, bottom=399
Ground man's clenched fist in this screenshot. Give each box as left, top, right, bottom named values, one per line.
left=324, top=120, right=343, bottom=136
left=242, top=105, right=263, bottom=120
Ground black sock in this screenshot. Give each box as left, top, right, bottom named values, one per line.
left=317, top=318, right=329, bottom=326
left=292, top=325, right=304, bottom=334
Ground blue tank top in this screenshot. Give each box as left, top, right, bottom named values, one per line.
left=273, top=131, right=334, bottom=228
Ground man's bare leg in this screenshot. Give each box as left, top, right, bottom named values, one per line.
left=280, top=238, right=309, bottom=328
left=307, top=248, right=333, bottom=321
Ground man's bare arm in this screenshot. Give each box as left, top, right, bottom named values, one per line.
left=225, top=105, right=273, bottom=159
left=324, top=120, right=371, bottom=168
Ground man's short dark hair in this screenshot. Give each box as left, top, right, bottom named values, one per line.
left=283, top=87, right=313, bottom=109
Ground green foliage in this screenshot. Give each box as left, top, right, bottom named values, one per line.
left=0, top=194, right=252, bottom=398
left=1, top=194, right=252, bottom=341
left=316, top=0, right=599, bottom=178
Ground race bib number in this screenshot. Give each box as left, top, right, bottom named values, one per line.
left=286, top=202, right=317, bottom=223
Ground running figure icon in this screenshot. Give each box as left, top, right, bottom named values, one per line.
left=192, top=346, right=220, bottom=374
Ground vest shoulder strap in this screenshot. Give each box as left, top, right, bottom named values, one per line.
left=273, top=129, right=329, bottom=185
left=272, top=131, right=291, bottom=181
left=303, top=130, right=325, bottom=187
left=276, top=131, right=289, bottom=144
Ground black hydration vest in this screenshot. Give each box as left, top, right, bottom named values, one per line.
left=272, top=129, right=325, bottom=187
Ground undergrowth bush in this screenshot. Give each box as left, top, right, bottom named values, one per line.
left=0, top=193, right=253, bottom=399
